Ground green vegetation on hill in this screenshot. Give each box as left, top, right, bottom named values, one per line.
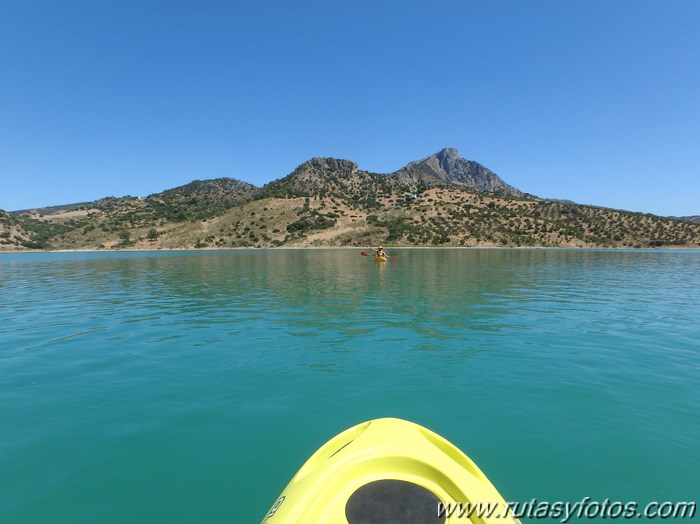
left=3, top=184, right=699, bottom=251
left=2, top=149, right=699, bottom=251
left=149, top=178, right=258, bottom=219
left=1, top=209, right=75, bottom=249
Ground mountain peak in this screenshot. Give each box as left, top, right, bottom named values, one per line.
left=403, top=148, right=523, bottom=197
left=437, top=147, right=460, bottom=159
left=301, top=157, right=359, bottom=173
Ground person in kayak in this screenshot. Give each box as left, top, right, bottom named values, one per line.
left=369, top=245, right=388, bottom=258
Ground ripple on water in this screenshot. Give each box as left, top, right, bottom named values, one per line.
left=1, top=249, right=699, bottom=522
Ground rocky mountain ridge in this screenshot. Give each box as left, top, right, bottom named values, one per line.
left=2, top=148, right=699, bottom=251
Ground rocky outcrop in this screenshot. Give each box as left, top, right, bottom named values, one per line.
left=258, top=148, right=523, bottom=201
left=256, top=157, right=393, bottom=200
left=395, top=148, right=523, bottom=196
left=303, top=157, right=360, bottom=173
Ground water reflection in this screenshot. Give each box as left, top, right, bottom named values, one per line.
left=4, top=249, right=698, bottom=344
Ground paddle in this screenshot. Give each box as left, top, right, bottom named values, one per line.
left=360, top=251, right=398, bottom=259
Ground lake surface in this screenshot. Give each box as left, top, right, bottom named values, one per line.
left=1, top=248, right=698, bottom=523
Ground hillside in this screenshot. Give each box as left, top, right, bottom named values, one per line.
left=2, top=148, right=699, bottom=251
left=149, top=178, right=258, bottom=219
left=1, top=209, right=43, bottom=249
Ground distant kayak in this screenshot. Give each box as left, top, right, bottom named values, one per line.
left=360, top=251, right=397, bottom=261
left=261, top=418, right=519, bottom=523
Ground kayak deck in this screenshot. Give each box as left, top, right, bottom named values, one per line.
left=261, top=418, right=519, bottom=523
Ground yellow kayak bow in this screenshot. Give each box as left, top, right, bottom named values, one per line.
left=261, top=417, right=519, bottom=524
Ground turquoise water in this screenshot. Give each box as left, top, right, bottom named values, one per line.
left=1, top=249, right=698, bottom=523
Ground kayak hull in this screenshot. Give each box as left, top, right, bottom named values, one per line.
left=261, top=418, right=519, bottom=523
left=374, top=255, right=388, bottom=262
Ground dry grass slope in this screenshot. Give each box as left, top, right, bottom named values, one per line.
left=4, top=185, right=699, bottom=251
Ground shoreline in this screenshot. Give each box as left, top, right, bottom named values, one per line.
left=2, top=244, right=700, bottom=255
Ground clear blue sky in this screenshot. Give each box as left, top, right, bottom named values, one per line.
left=2, top=1, right=699, bottom=216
